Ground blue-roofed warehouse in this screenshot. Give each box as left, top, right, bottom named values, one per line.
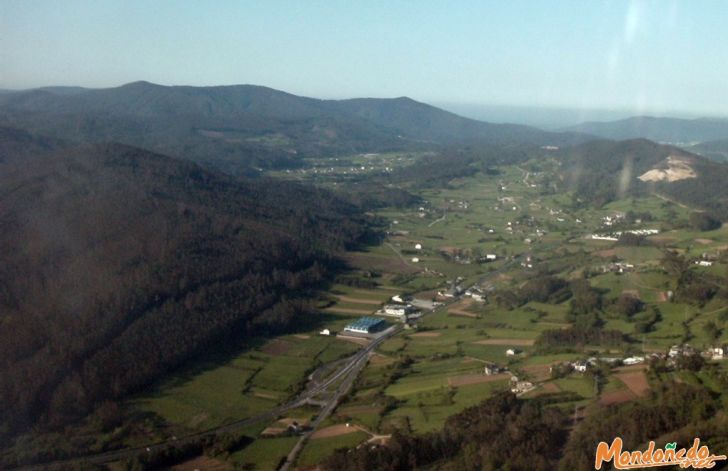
left=343, top=316, right=387, bottom=334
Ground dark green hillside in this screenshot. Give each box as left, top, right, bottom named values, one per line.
left=0, top=131, right=371, bottom=442
left=689, top=138, right=728, bottom=163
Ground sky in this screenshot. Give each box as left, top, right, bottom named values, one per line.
left=2, top=0, right=728, bottom=117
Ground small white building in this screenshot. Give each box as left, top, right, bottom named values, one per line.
left=572, top=360, right=588, bottom=372
left=383, top=305, right=409, bottom=316
left=710, top=347, right=724, bottom=359
left=415, top=243, right=422, bottom=250
left=506, top=348, right=520, bottom=356
left=485, top=254, right=497, bottom=261
left=622, top=356, right=644, bottom=365
left=319, top=329, right=331, bottom=336
left=411, top=257, right=420, bottom=263
left=696, top=260, right=714, bottom=267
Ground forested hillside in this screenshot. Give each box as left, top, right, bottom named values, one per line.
left=0, top=129, right=372, bottom=442
left=557, top=139, right=728, bottom=219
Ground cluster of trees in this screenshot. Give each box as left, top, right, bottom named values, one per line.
left=322, top=392, right=567, bottom=471
left=661, top=251, right=726, bottom=306
left=324, top=383, right=718, bottom=470
left=494, top=275, right=572, bottom=309
left=0, top=140, right=372, bottom=446
left=536, top=327, right=625, bottom=352
left=559, top=383, right=716, bottom=469
left=689, top=212, right=722, bottom=232
left=327, top=382, right=723, bottom=471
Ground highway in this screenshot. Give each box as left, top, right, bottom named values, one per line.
left=15, top=251, right=527, bottom=470
left=13, top=325, right=401, bottom=471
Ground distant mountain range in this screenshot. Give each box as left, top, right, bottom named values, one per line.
left=562, top=116, right=728, bottom=147
left=0, top=81, right=587, bottom=174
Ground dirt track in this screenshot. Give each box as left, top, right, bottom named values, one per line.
left=473, top=338, right=535, bottom=346
left=410, top=332, right=441, bottom=338
left=311, top=423, right=361, bottom=439
left=447, top=373, right=510, bottom=387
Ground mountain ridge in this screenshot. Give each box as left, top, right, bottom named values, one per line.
left=562, top=115, right=728, bottom=146
left=0, top=81, right=590, bottom=174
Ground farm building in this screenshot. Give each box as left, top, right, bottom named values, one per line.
left=383, top=304, right=415, bottom=317
left=344, top=317, right=387, bottom=334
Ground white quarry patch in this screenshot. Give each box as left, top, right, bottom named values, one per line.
left=638, top=156, right=697, bottom=182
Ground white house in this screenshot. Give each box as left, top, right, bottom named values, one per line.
left=411, top=257, right=420, bottom=263
left=696, top=260, right=713, bottom=267
left=415, top=243, right=422, bottom=250
left=319, top=329, right=331, bottom=336
left=506, top=348, right=520, bottom=356
left=572, top=360, right=588, bottom=372
left=391, top=294, right=405, bottom=303
left=710, top=346, right=724, bottom=359
left=485, top=254, right=497, bottom=261
left=622, top=356, right=644, bottom=365
left=383, top=305, right=410, bottom=317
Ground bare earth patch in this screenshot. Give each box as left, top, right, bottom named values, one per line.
left=527, top=382, right=562, bottom=397
left=293, top=334, right=310, bottom=340
left=473, top=338, right=535, bottom=346
left=448, top=299, right=478, bottom=318
left=324, top=306, right=373, bottom=315
left=335, top=295, right=383, bottom=305
left=616, top=370, right=650, bottom=397
left=311, top=423, right=361, bottom=439
left=170, top=456, right=233, bottom=471
left=187, top=413, right=209, bottom=429
left=447, top=372, right=510, bottom=387
left=521, top=363, right=559, bottom=382
left=253, top=391, right=278, bottom=400
left=336, top=335, right=371, bottom=346
left=599, top=389, right=636, bottom=406
left=694, top=238, right=714, bottom=245
left=638, top=156, right=697, bottom=182
left=369, top=353, right=394, bottom=366
left=261, top=426, right=286, bottom=436
left=337, top=405, right=382, bottom=416
left=410, top=332, right=442, bottom=338
left=595, top=249, right=618, bottom=258
left=261, top=339, right=292, bottom=356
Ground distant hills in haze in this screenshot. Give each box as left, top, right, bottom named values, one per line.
left=0, top=81, right=588, bottom=174
left=562, top=116, right=728, bottom=162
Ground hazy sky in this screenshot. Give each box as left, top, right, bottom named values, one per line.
left=2, top=0, right=727, bottom=115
